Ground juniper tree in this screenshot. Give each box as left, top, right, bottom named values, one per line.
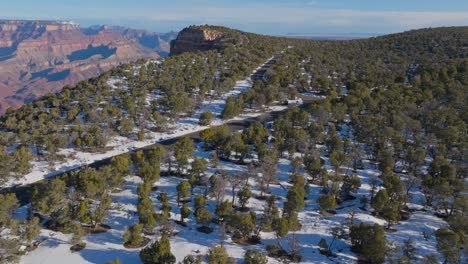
left=140, top=234, right=176, bottom=264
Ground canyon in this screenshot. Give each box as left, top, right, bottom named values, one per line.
left=0, top=20, right=176, bottom=114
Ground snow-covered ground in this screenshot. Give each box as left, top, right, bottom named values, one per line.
left=14, top=56, right=453, bottom=264
left=4, top=57, right=284, bottom=189
left=20, top=139, right=449, bottom=264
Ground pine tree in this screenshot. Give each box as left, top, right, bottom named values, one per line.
left=173, top=136, right=195, bottom=173
left=207, top=246, right=234, bottom=264
left=180, top=203, right=190, bottom=223
left=124, top=223, right=144, bottom=247
left=244, top=250, right=267, bottom=264
left=137, top=196, right=156, bottom=229
left=237, top=185, right=252, bottom=208
left=176, top=181, right=191, bottom=206
left=318, top=194, right=337, bottom=212
left=371, top=189, right=389, bottom=216
left=0, top=193, right=18, bottom=227
left=196, top=208, right=212, bottom=228
left=350, top=223, right=386, bottom=263
left=435, top=227, right=461, bottom=264
left=140, top=235, right=176, bottom=264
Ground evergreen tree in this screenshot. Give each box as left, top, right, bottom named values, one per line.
left=124, top=223, right=144, bottom=247
left=237, top=185, right=252, bottom=208
left=199, top=111, right=214, bottom=126
left=318, top=194, right=337, bottom=212
left=371, top=189, right=389, bottom=216
left=435, top=227, right=461, bottom=264
left=176, top=181, right=191, bottom=206
left=207, top=246, right=234, bottom=264
left=173, top=136, right=195, bottom=173
left=0, top=193, right=18, bottom=227
left=196, top=208, right=212, bottom=228
left=140, top=235, right=176, bottom=264
left=180, top=203, right=190, bottom=223
left=350, top=223, right=386, bottom=263
left=244, top=250, right=268, bottom=264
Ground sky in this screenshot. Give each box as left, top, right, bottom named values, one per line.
left=1, top=0, right=468, bottom=35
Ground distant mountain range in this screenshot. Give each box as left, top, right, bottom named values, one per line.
left=0, top=20, right=177, bottom=114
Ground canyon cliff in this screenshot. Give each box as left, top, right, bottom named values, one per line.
left=0, top=20, right=177, bottom=114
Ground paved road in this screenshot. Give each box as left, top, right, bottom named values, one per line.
left=1, top=53, right=319, bottom=206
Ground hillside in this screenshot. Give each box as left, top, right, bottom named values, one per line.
left=0, top=20, right=177, bottom=114
left=0, top=26, right=466, bottom=264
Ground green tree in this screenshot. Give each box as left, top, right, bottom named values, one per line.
left=174, top=136, right=195, bottom=173
left=137, top=196, right=156, bottom=229
left=176, top=181, right=191, bottom=206
left=350, top=223, right=386, bottom=263
left=318, top=194, right=337, bottom=212
left=110, top=154, right=131, bottom=176
left=194, top=195, right=207, bottom=213
left=31, top=178, right=68, bottom=227
left=196, top=208, right=212, bottom=228
left=244, top=250, right=268, bottom=264
left=435, top=227, right=461, bottom=264
left=237, top=185, right=252, bottom=208
left=215, top=200, right=233, bottom=221
left=229, top=212, right=255, bottom=241
left=199, top=111, right=214, bottom=126
left=0, top=193, right=18, bottom=227
left=140, top=235, right=176, bottom=264
left=371, top=189, right=389, bottom=216
left=180, top=203, right=190, bottom=223
left=124, top=223, right=144, bottom=247
left=12, top=146, right=33, bottom=176
left=207, top=246, right=234, bottom=264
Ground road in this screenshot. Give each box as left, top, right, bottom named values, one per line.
left=1, top=53, right=319, bottom=206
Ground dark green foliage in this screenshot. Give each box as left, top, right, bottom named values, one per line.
left=350, top=223, right=386, bottom=263
left=174, top=136, right=195, bottom=172
left=221, top=96, right=243, bottom=119
left=371, top=189, right=389, bottom=216
left=237, top=185, right=252, bottom=208
left=229, top=212, right=255, bottom=240
left=140, top=235, right=176, bottom=264
left=124, top=223, right=144, bottom=247
left=196, top=208, right=212, bottom=227
left=180, top=203, right=190, bottom=223
left=176, top=181, right=191, bottom=206
left=199, top=111, right=214, bottom=126
left=435, top=227, right=462, bottom=264
left=206, top=246, right=234, bottom=264
left=318, top=194, right=337, bottom=212
left=0, top=193, right=18, bottom=227
left=244, top=250, right=268, bottom=264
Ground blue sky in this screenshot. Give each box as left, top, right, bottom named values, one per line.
left=1, top=0, right=467, bottom=34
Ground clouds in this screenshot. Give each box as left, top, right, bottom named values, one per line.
left=1, top=1, right=467, bottom=34
left=117, top=6, right=468, bottom=33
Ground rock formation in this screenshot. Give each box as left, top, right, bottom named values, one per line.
left=0, top=20, right=177, bottom=114
left=170, top=25, right=249, bottom=56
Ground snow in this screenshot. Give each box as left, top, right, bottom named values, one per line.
left=21, top=140, right=450, bottom=264
left=4, top=57, right=276, bottom=189
left=15, top=55, right=456, bottom=264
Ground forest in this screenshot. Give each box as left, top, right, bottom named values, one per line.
left=0, top=26, right=467, bottom=263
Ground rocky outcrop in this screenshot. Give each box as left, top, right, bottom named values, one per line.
left=0, top=20, right=177, bottom=114
left=170, top=25, right=249, bottom=55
